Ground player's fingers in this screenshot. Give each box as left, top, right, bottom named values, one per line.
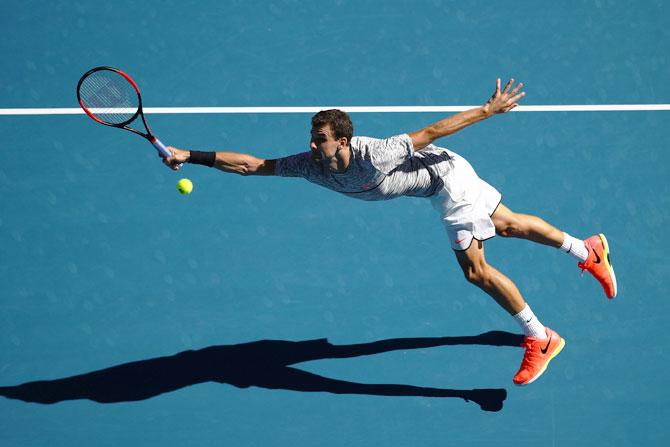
left=163, top=157, right=177, bottom=170
left=495, top=78, right=501, bottom=95
left=509, top=82, right=523, bottom=96
left=502, top=78, right=514, bottom=94
left=509, top=91, right=526, bottom=104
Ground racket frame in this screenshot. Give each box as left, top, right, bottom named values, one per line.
left=76, top=66, right=171, bottom=158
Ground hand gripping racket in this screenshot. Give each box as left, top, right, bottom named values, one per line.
left=76, top=66, right=178, bottom=164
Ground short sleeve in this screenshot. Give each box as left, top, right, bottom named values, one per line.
left=275, top=152, right=312, bottom=177
left=365, top=134, right=414, bottom=175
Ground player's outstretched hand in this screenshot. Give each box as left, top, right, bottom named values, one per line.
left=483, top=78, right=525, bottom=115
left=163, top=146, right=189, bottom=171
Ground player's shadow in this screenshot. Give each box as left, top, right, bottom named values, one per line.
left=0, top=331, right=523, bottom=412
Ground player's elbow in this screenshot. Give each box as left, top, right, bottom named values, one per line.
left=238, top=163, right=254, bottom=176
left=240, top=165, right=261, bottom=176
left=409, top=128, right=435, bottom=151
left=424, top=126, right=440, bottom=143
left=240, top=159, right=274, bottom=176
left=253, top=159, right=276, bottom=176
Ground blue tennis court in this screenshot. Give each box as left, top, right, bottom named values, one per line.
left=1, top=1, right=669, bottom=445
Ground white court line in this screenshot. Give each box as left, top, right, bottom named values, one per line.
left=0, top=104, right=669, bottom=115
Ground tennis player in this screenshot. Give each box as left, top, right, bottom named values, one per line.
left=163, top=79, right=617, bottom=386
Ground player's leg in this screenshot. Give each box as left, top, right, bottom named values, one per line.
left=454, top=239, right=565, bottom=385
left=491, top=203, right=617, bottom=298
left=454, top=238, right=526, bottom=316
left=490, top=203, right=564, bottom=247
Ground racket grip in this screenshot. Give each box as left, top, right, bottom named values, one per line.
left=152, top=138, right=171, bottom=158
left=152, top=137, right=183, bottom=169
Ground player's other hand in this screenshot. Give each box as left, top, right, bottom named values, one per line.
left=483, top=78, right=525, bottom=115
left=163, top=146, right=189, bottom=170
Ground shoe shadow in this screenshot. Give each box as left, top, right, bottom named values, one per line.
left=0, top=331, right=523, bottom=412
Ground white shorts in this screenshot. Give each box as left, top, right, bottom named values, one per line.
left=429, top=150, right=501, bottom=251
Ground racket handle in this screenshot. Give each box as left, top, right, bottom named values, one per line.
left=153, top=137, right=184, bottom=169
left=152, top=138, right=171, bottom=158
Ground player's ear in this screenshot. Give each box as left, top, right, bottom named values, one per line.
left=338, top=136, right=349, bottom=147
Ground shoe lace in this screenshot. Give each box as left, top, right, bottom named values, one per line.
left=519, top=340, right=542, bottom=368
left=578, top=245, right=593, bottom=275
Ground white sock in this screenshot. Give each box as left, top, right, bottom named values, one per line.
left=512, top=304, right=547, bottom=339
left=560, top=232, right=588, bottom=262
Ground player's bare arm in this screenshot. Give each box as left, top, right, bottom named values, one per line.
left=409, top=78, right=525, bottom=150
left=164, top=147, right=276, bottom=176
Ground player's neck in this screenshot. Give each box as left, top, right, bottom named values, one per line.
left=333, top=145, right=351, bottom=173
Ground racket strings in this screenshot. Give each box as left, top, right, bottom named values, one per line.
left=78, top=71, right=139, bottom=124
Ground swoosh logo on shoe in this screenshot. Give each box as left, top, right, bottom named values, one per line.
left=592, top=247, right=601, bottom=264
left=540, top=332, right=553, bottom=354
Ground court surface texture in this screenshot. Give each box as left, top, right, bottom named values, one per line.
left=1, top=1, right=668, bottom=446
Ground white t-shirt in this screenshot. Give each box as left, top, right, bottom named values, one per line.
left=275, top=134, right=454, bottom=201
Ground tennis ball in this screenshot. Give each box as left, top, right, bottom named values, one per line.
left=177, top=178, right=193, bottom=195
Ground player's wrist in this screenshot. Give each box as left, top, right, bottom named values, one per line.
left=480, top=105, right=495, bottom=119
left=188, top=151, right=216, bottom=167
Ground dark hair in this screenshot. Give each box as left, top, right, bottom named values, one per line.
left=311, top=109, right=354, bottom=142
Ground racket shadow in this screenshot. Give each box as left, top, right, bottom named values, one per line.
left=0, top=331, right=523, bottom=412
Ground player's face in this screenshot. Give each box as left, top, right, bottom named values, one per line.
left=310, top=124, right=348, bottom=172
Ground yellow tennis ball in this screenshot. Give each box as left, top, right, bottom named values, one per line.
left=176, top=178, right=193, bottom=195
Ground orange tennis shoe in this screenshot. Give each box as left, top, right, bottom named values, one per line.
left=578, top=234, right=617, bottom=299
left=513, top=327, right=565, bottom=386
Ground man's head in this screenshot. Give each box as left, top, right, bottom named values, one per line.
left=309, top=109, right=353, bottom=172
left=311, top=109, right=353, bottom=142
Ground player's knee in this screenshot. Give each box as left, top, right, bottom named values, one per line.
left=496, top=215, right=525, bottom=238
left=462, top=261, right=491, bottom=286
left=497, top=225, right=517, bottom=238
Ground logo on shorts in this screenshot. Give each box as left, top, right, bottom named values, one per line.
left=455, top=238, right=467, bottom=244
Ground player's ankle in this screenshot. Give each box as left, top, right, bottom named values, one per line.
left=512, top=304, right=547, bottom=339
left=560, top=232, right=588, bottom=262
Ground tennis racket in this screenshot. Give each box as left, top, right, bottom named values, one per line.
left=76, top=66, right=176, bottom=162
